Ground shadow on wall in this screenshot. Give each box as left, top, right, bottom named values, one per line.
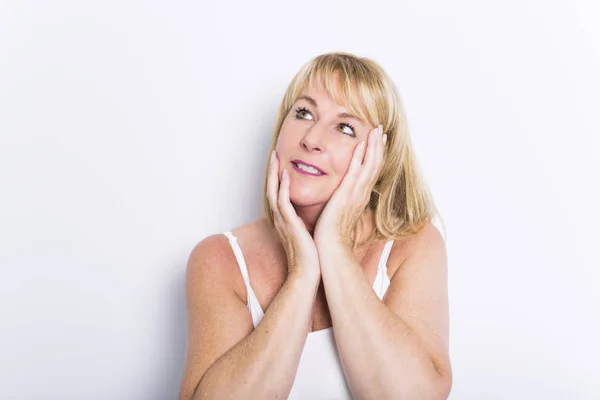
left=150, top=113, right=277, bottom=399
left=154, top=263, right=187, bottom=400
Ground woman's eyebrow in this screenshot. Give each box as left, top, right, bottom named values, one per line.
left=297, top=95, right=362, bottom=121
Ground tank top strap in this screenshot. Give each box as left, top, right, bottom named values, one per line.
left=378, top=239, right=394, bottom=271
left=373, top=239, right=394, bottom=299
left=223, top=232, right=265, bottom=328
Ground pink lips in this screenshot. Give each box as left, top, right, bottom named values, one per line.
left=291, top=160, right=326, bottom=175
left=291, top=161, right=326, bottom=176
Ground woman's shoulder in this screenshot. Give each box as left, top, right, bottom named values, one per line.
left=186, top=218, right=278, bottom=299
left=191, top=217, right=267, bottom=257
left=185, top=219, right=259, bottom=291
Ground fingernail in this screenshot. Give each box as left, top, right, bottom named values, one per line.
left=383, top=134, right=387, bottom=144
left=270, top=150, right=275, bottom=165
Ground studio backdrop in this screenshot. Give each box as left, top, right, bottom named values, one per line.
left=0, top=0, right=598, bottom=399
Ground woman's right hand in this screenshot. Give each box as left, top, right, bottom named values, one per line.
left=267, top=150, right=321, bottom=283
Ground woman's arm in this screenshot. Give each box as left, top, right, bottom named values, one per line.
left=319, top=223, right=452, bottom=400
left=178, top=235, right=319, bottom=400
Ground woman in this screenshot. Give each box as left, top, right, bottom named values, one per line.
left=179, top=52, right=452, bottom=399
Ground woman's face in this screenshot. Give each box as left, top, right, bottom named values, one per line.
left=275, top=79, right=374, bottom=207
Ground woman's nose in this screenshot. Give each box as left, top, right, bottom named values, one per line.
left=300, top=125, right=327, bottom=152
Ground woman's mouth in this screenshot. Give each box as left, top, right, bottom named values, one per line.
left=291, top=161, right=326, bottom=176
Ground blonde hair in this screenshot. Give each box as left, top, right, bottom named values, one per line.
left=261, top=51, right=446, bottom=249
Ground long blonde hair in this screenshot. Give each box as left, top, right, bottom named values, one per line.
left=261, top=51, right=446, bottom=249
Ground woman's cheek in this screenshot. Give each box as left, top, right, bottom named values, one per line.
left=330, top=156, right=348, bottom=176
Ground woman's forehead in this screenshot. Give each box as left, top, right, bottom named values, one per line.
left=296, top=92, right=358, bottom=118
left=300, top=77, right=365, bottom=111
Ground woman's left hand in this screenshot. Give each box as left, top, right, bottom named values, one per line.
left=314, top=125, right=387, bottom=249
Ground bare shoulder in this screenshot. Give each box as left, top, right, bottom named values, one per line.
left=403, top=221, right=445, bottom=250
left=408, top=222, right=445, bottom=256
left=179, top=220, right=265, bottom=400
left=186, top=218, right=266, bottom=301
left=387, top=221, right=446, bottom=280
left=186, top=233, right=236, bottom=288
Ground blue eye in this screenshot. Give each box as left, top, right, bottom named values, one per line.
left=294, top=106, right=356, bottom=138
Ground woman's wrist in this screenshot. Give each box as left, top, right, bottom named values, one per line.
left=286, top=267, right=320, bottom=289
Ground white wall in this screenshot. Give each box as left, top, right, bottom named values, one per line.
left=1, top=1, right=598, bottom=399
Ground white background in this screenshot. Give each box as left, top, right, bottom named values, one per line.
left=1, top=1, right=599, bottom=399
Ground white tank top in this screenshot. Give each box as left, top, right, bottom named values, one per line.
left=223, top=231, right=394, bottom=399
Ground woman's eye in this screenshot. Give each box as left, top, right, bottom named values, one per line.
left=295, top=107, right=313, bottom=120
left=338, top=123, right=356, bottom=137
left=294, top=106, right=356, bottom=137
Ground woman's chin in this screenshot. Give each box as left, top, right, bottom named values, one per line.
left=289, top=194, right=327, bottom=208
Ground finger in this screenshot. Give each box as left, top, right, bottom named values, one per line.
left=378, top=129, right=386, bottom=173
left=376, top=126, right=386, bottom=176
left=267, top=151, right=284, bottom=224
left=279, top=169, right=312, bottom=239
left=351, top=139, right=367, bottom=174
left=361, top=126, right=382, bottom=185
left=364, top=126, right=379, bottom=170
left=348, top=127, right=376, bottom=184
left=336, top=139, right=366, bottom=194
left=278, top=168, right=306, bottom=234
left=278, top=168, right=296, bottom=226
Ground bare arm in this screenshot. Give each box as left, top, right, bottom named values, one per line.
left=319, top=224, right=452, bottom=400
left=178, top=235, right=319, bottom=400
